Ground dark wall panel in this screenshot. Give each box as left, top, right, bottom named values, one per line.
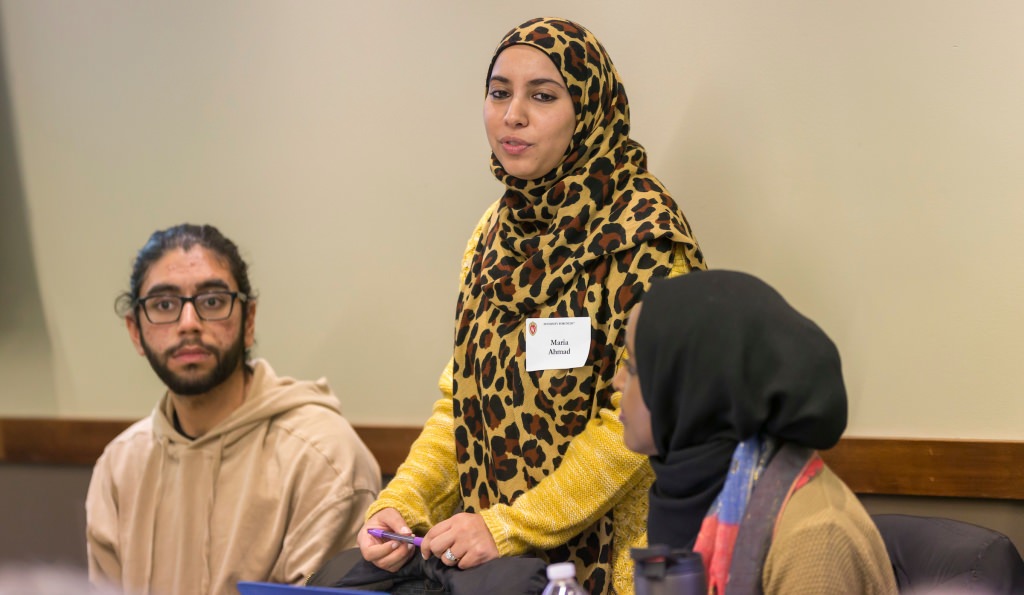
left=0, top=464, right=93, bottom=567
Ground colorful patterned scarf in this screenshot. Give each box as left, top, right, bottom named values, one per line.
left=693, top=437, right=825, bottom=594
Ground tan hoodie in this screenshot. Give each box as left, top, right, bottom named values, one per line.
left=86, top=359, right=381, bottom=595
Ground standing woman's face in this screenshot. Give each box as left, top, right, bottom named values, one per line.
left=484, top=45, right=577, bottom=181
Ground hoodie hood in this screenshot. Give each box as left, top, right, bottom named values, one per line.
left=152, top=358, right=342, bottom=449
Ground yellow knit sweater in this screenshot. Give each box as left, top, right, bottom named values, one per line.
left=367, top=202, right=694, bottom=595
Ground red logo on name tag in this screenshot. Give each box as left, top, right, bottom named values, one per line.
left=528, top=321, right=537, bottom=336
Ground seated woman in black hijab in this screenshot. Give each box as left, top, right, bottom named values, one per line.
left=613, top=270, right=897, bottom=595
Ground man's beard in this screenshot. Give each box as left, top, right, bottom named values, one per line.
left=140, top=328, right=245, bottom=396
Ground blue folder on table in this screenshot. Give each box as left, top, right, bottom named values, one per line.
left=236, top=581, right=381, bottom=595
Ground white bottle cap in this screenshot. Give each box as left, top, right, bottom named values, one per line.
left=547, top=562, right=577, bottom=581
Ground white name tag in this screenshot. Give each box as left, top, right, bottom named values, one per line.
left=524, top=317, right=591, bottom=372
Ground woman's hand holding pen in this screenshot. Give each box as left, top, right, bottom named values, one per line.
left=420, top=512, right=499, bottom=570
left=358, top=508, right=417, bottom=572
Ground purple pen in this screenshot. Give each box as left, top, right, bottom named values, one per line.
left=367, top=528, right=423, bottom=546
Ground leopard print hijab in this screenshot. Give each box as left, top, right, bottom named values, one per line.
left=452, top=17, right=705, bottom=592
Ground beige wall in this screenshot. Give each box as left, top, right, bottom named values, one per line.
left=2, top=1, right=1022, bottom=436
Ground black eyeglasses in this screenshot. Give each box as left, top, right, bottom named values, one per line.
left=136, top=291, right=247, bottom=324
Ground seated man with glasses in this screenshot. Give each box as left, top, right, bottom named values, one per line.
left=86, top=224, right=381, bottom=595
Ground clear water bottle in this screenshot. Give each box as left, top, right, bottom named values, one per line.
left=541, top=561, right=587, bottom=595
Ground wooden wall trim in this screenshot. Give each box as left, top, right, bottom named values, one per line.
left=0, top=418, right=132, bottom=466
left=346, top=426, right=422, bottom=478
left=0, top=418, right=421, bottom=477
left=819, top=437, right=1024, bottom=500
left=1, top=418, right=1022, bottom=499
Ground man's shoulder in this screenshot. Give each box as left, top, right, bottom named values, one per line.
left=265, top=403, right=378, bottom=473
left=269, top=401, right=357, bottom=442
left=93, top=414, right=157, bottom=472
left=106, top=415, right=155, bottom=449
left=247, top=360, right=375, bottom=469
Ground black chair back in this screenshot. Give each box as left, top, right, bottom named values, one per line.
left=873, top=513, right=1024, bottom=594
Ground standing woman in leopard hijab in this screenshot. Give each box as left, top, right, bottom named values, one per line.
left=358, top=17, right=706, bottom=594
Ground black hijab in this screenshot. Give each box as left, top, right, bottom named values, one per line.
left=635, top=270, right=848, bottom=549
